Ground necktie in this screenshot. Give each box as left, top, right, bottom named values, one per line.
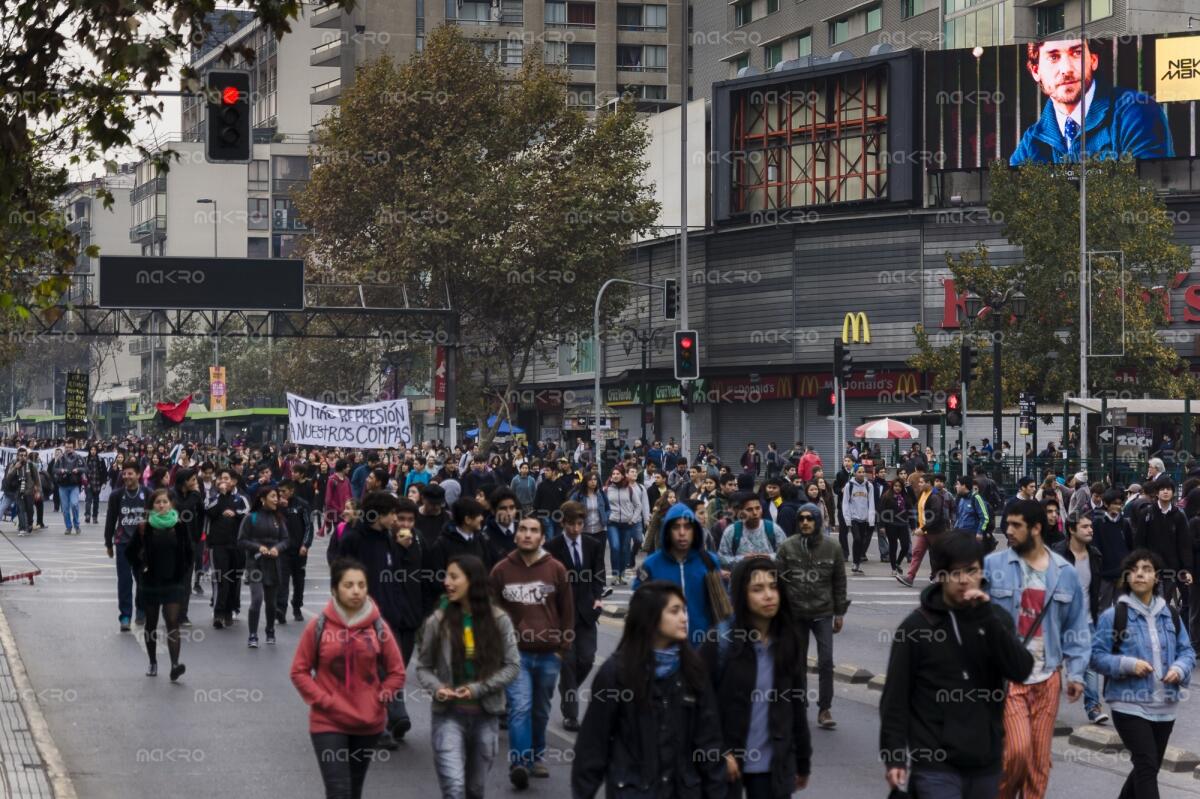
left=1064, top=117, right=1080, bottom=148
left=572, top=540, right=581, bottom=570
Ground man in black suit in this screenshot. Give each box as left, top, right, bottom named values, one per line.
left=547, top=500, right=605, bottom=731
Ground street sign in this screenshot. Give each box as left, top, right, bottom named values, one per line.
left=1099, top=426, right=1114, bottom=444
left=1104, top=406, right=1127, bottom=426
left=1018, top=392, right=1037, bottom=435
left=1116, top=427, right=1153, bottom=449
left=99, top=256, right=304, bottom=310
left=65, top=372, right=88, bottom=437
left=209, top=366, right=227, bottom=412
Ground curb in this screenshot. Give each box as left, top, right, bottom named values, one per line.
left=0, top=602, right=76, bottom=798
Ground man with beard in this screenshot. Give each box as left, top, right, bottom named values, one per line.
left=984, top=499, right=1089, bottom=799
left=1010, top=38, right=1172, bottom=164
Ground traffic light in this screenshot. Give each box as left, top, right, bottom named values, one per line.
left=961, top=341, right=979, bottom=386
left=833, top=340, right=845, bottom=380
left=679, top=381, right=692, bottom=413
left=663, top=278, right=678, bottom=320
left=817, top=390, right=836, bottom=417
left=840, top=344, right=853, bottom=380
left=673, top=330, right=699, bottom=380
left=206, top=70, right=251, bottom=163
left=946, top=392, right=963, bottom=426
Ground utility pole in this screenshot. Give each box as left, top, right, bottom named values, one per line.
left=678, top=0, right=691, bottom=462
left=1078, top=5, right=1090, bottom=463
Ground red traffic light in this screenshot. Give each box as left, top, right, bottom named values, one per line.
left=680, top=336, right=693, bottom=350
left=221, top=85, right=240, bottom=105
left=829, top=391, right=837, bottom=405
left=947, top=394, right=960, bottom=410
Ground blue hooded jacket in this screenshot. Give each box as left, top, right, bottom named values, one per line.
left=1009, top=81, right=1173, bottom=165
left=634, top=503, right=722, bottom=646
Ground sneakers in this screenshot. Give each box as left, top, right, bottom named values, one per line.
left=1088, top=707, right=1110, bottom=725
left=248, top=635, right=259, bottom=649
left=562, top=716, right=580, bottom=732
left=193, top=582, right=204, bottom=597
left=213, top=617, right=224, bottom=630
left=119, top=617, right=131, bottom=632
left=135, top=613, right=146, bottom=626
left=180, top=617, right=192, bottom=627
left=276, top=611, right=287, bottom=625
left=293, top=609, right=303, bottom=622
left=851, top=565, right=864, bottom=575
left=509, top=766, right=530, bottom=790
left=531, top=762, right=550, bottom=778
left=377, top=732, right=399, bottom=751
left=146, top=662, right=158, bottom=677
left=896, top=574, right=915, bottom=588
left=390, top=718, right=412, bottom=740
left=265, top=633, right=276, bottom=645
left=169, top=663, right=186, bottom=682
left=817, top=710, right=836, bottom=730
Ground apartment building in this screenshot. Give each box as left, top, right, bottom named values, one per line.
left=692, top=0, right=1200, bottom=99
left=307, top=0, right=685, bottom=110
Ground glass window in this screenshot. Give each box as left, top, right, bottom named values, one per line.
left=617, top=44, right=643, bottom=69
left=566, top=83, right=595, bottom=107
left=735, top=2, right=752, bottom=26
left=830, top=18, right=849, bottom=44
left=866, top=6, right=882, bottom=32
left=501, top=0, right=522, bottom=23
left=734, top=53, right=750, bottom=72
left=1089, top=0, right=1112, bottom=20
left=247, top=197, right=268, bottom=229
left=474, top=39, right=499, bottom=60
left=765, top=42, right=783, bottom=69
left=1036, top=4, right=1064, bottom=36
left=567, top=3, right=595, bottom=26
left=644, top=5, right=666, bottom=29
left=617, top=4, right=642, bottom=28
left=797, top=32, right=811, bottom=58
left=459, top=1, right=490, bottom=21
left=247, top=237, right=268, bottom=258
left=643, top=84, right=667, bottom=99
left=568, top=42, right=595, bottom=67
left=645, top=45, right=667, bottom=70
left=545, top=1, right=566, bottom=24
left=544, top=41, right=566, bottom=63
left=901, top=0, right=922, bottom=18
left=502, top=39, right=523, bottom=65
left=767, top=0, right=779, bottom=13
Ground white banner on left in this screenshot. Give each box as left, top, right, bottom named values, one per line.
left=285, top=393, right=412, bottom=449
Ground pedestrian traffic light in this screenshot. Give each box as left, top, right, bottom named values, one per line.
left=817, top=390, right=836, bottom=417
left=679, top=381, right=692, bottom=413
left=663, top=278, right=678, bottom=320
left=946, top=392, right=963, bottom=426
left=673, top=330, right=699, bottom=380
left=205, top=70, right=251, bottom=163
left=961, top=341, right=979, bottom=386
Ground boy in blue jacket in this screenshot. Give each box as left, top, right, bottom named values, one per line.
left=634, top=503, right=722, bottom=646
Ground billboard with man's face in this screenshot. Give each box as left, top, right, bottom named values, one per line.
left=925, top=33, right=1200, bottom=170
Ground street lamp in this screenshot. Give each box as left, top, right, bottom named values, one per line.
left=964, top=288, right=1026, bottom=461
left=196, top=198, right=219, bottom=441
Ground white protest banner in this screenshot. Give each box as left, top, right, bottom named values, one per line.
left=286, top=393, right=412, bottom=449
left=0, top=448, right=118, bottom=476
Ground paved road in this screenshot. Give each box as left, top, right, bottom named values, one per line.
left=0, top=517, right=1198, bottom=798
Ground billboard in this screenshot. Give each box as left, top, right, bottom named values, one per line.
left=65, top=372, right=88, bottom=437
left=925, top=33, right=1200, bottom=169
left=99, top=256, right=304, bottom=310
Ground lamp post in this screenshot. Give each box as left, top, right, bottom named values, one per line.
left=196, top=198, right=219, bottom=441
left=964, top=288, right=1026, bottom=460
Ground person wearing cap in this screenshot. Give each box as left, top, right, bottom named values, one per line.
left=1132, top=478, right=1193, bottom=609
left=414, top=482, right=452, bottom=550
left=1067, top=472, right=1091, bottom=519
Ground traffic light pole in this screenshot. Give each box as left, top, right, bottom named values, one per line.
left=960, top=380, right=968, bottom=482
left=678, top=3, right=691, bottom=465
left=594, top=278, right=672, bottom=483
left=833, top=376, right=840, bottom=466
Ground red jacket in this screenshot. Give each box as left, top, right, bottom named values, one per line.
left=799, top=452, right=823, bottom=482
left=290, top=599, right=406, bottom=735
left=324, top=473, right=353, bottom=528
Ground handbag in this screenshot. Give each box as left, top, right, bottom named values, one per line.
left=702, top=552, right=733, bottom=622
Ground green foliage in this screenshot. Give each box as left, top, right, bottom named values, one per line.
left=296, top=27, right=660, bottom=448
left=911, top=159, right=1196, bottom=402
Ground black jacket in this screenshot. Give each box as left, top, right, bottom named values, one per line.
left=1051, top=540, right=1103, bottom=624
left=170, top=487, right=205, bottom=544
left=280, top=495, right=314, bottom=551
left=1134, top=502, right=1194, bottom=580
left=1090, top=510, right=1133, bottom=580
left=571, top=656, right=726, bottom=799
left=699, top=631, right=811, bottom=796
left=880, top=583, right=1034, bottom=775
left=104, top=485, right=150, bottom=548
left=204, top=490, right=249, bottom=548
left=125, top=521, right=193, bottom=588
left=236, top=509, right=289, bottom=586
left=546, top=533, right=606, bottom=627
left=483, top=517, right=518, bottom=562
left=534, top=477, right=566, bottom=518
left=422, top=525, right=496, bottom=615
left=338, top=521, right=425, bottom=633
left=413, top=508, right=452, bottom=550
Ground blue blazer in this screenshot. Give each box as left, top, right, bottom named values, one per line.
left=1009, top=81, right=1174, bottom=165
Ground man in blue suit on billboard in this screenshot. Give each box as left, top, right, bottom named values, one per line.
left=1010, top=38, right=1173, bottom=165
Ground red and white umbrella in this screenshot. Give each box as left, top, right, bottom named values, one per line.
left=854, top=418, right=920, bottom=440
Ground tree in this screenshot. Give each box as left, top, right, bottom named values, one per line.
left=0, top=0, right=353, bottom=320
left=295, top=26, right=659, bottom=451
left=911, top=159, right=1197, bottom=406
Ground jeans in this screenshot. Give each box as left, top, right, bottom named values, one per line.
left=876, top=527, right=890, bottom=561
left=505, top=651, right=561, bottom=769
left=59, top=485, right=80, bottom=530
left=115, top=541, right=134, bottom=621
left=276, top=552, right=308, bottom=615
left=911, top=769, right=1001, bottom=799
left=12, top=494, right=32, bottom=533
left=311, top=732, right=379, bottom=799
left=796, top=616, right=834, bottom=712
left=607, top=522, right=636, bottom=579
left=1112, top=711, right=1174, bottom=799
left=849, top=520, right=872, bottom=567
left=431, top=711, right=500, bottom=799
left=558, top=623, right=597, bottom=722
left=86, top=488, right=101, bottom=521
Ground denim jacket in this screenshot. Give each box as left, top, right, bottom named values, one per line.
left=983, top=548, right=1090, bottom=684
left=1090, top=597, right=1196, bottom=709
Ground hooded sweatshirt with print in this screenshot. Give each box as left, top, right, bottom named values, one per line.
left=490, top=548, right=574, bottom=655
left=290, top=597, right=406, bottom=736
left=635, top=503, right=723, bottom=645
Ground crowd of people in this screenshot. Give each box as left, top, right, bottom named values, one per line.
left=3, top=431, right=1197, bottom=798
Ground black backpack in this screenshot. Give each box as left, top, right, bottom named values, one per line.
left=1111, top=601, right=1181, bottom=654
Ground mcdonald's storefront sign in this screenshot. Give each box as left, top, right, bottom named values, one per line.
left=842, top=312, right=871, bottom=343
left=707, top=375, right=793, bottom=403
left=797, top=371, right=920, bottom=399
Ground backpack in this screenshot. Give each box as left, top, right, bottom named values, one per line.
left=312, top=614, right=389, bottom=676
left=730, top=520, right=779, bottom=555
left=1111, top=601, right=1181, bottom=655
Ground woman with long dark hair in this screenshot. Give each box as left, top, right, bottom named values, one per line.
left=237, top=486, right=289, bottom=648
left=880, top=478, right=911, bottom=577
left=1091, top=549, right=1195, bottom=799
left=291, top=557, right=406, bottom=799
left=415, top=554, right=520, bottom=799
left=701, top=557, right=811, bottom=798
left=125, top=488, right=192, bottom=680
left=569, top=472, right=610, bottom=548
left=572, top=580, right=725, bottom=798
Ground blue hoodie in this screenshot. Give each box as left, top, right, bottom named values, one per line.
left=634, top=503, right=722, bottom=646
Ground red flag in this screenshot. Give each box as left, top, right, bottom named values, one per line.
left=155, top=395, right=192, bottom=425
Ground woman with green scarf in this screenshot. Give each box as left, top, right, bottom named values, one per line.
left=125, top=488, right=193, bottom=680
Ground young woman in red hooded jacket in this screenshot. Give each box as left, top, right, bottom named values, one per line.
left=290, top=557, right=406, bottom=799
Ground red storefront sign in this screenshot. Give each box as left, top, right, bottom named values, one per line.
left=706, top=375, right=794, bottom=402
left=797, top=372, right=921, bottom=398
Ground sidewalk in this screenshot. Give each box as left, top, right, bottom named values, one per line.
left=0, top=599, right=71, bottom=799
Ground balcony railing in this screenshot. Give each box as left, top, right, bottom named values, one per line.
left=129, top=216, right=166, bottom=242
left=129, top=336, right=168, bottom=356
left=129, top=175, right=166, bottom=204
left=272, top=178, right=308, bottom=194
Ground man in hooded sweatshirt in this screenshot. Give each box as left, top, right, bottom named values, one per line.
left=491, top=516, right=573, bottom=789
left=634, top=503, right=723, bottom=647
left=777, top=502, right=848, bottom=731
